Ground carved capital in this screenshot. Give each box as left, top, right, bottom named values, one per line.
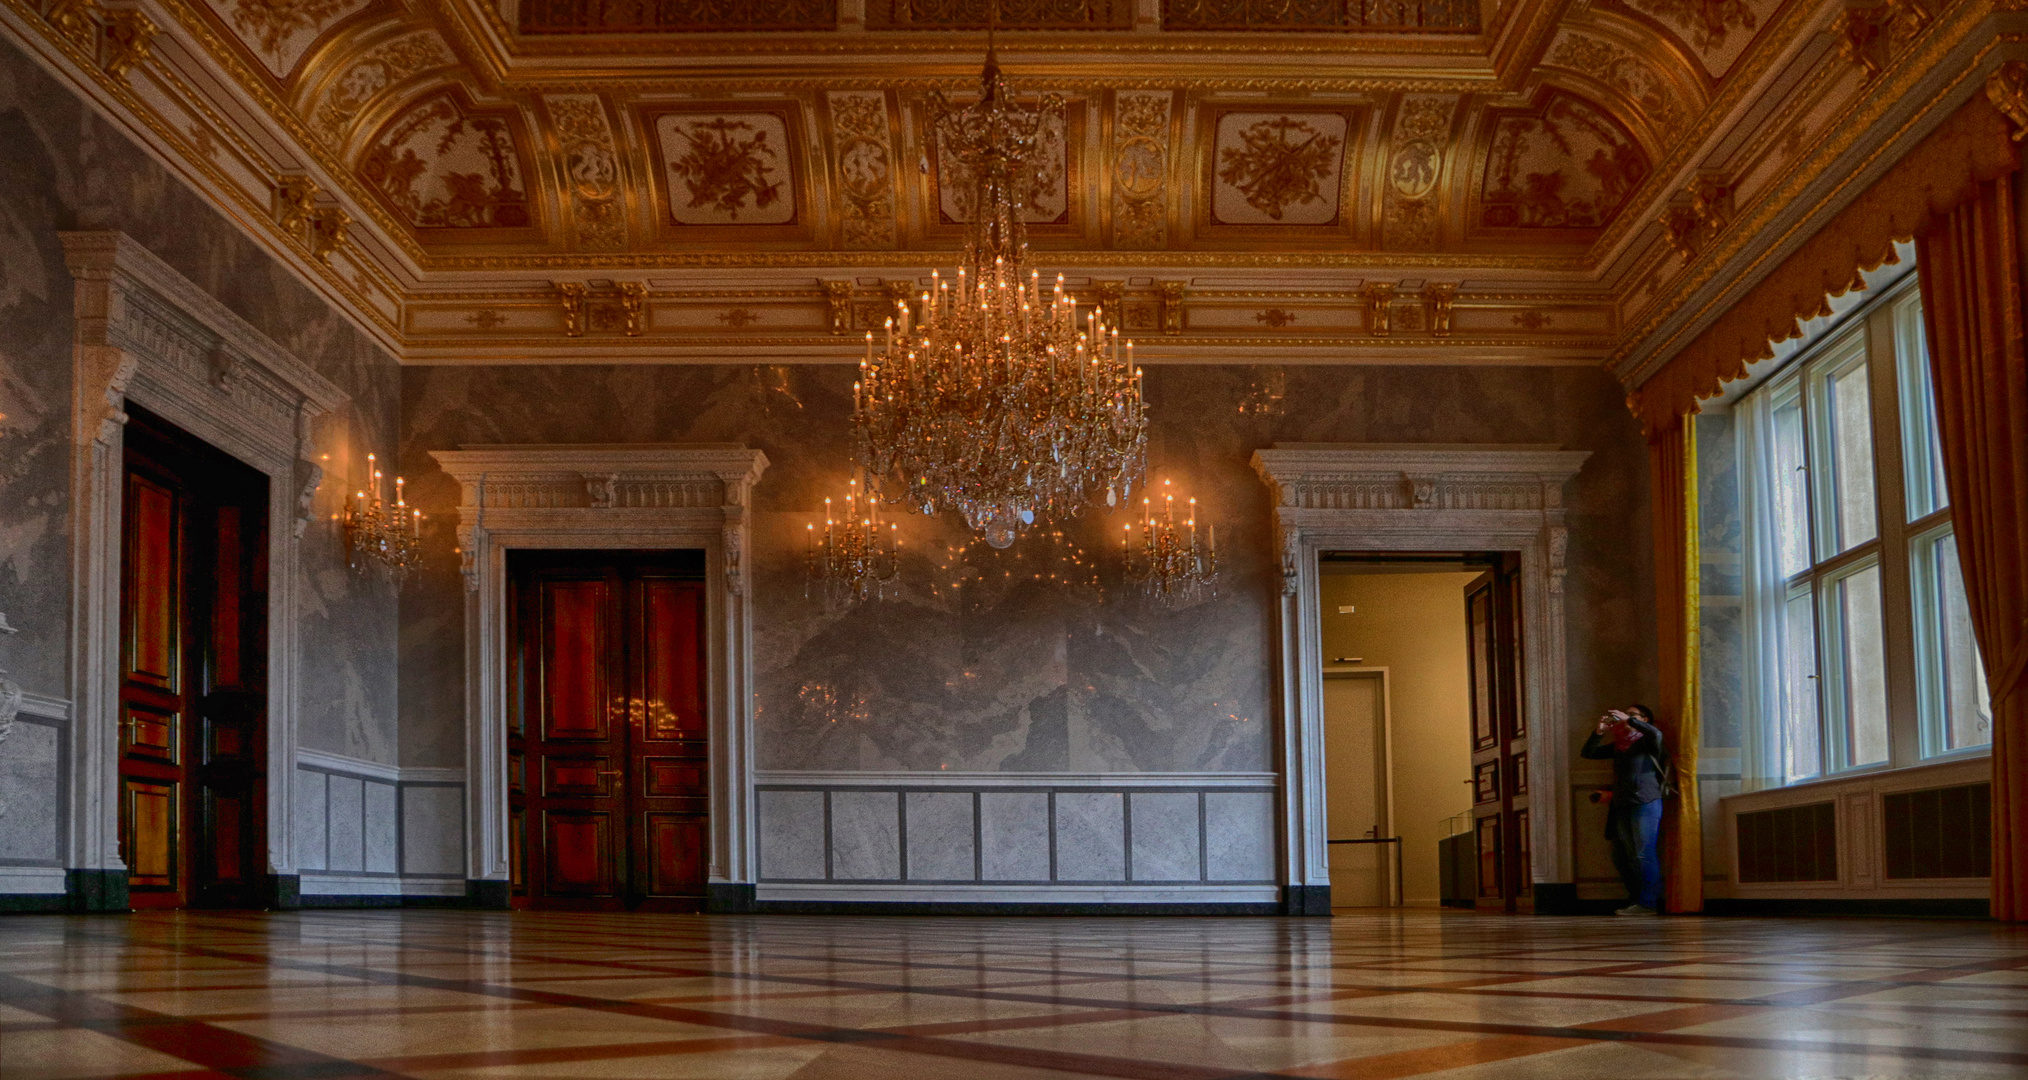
left=310, top=207, right=350, bottom=264
left=616, top=281, right=647, bottom=337
left=458, top=527, right=486, bottom=592
left=1425, top=283, right=1456, bottom=337
left=294, top=458, right=323, bottom=537
left=1988, top=62, right=2028, bottom=142
left=1156, top=280, right=1186, bottom=335
left=722, top=519, right=746, bottom=596
left=45, top=0, right=98, bottom=51
left=273, top=176, right=318, bottom=245
left=1094, top=280, right=1124, bottom=316
left=102, top=9, right=157, bottom=77
left=1362, top=282, right=1397, bottom=336
left=1404, top=473, right=1438, bottom=508
left=554, top=281, right=588, bottom=338
left=1278, top=520, right=1301, bottom=597
left=1547, top=525, right=1569, bottom=595
left=585, top=472, right=618, bottom=508
left=823, top=280, right=854, bottom=335
left=74, top=346, right=137, bottom=448
left=1833, top=6, right=1886, bottom=80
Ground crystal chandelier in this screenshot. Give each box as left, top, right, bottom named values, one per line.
left=1122, top=479, right=1218, bottom=606
left=343, top=453, right=422, bottom=578
left=806, top=477, right=902, bottom=605
left=851, top=46, right=1147, bottom=549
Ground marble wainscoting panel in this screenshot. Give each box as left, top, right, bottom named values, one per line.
left=1205, top=790, right=1277, bottom=882
left=0, top=713, right=62, bottom=866
left=755, top=776, right=1277, bottom=903
left=904, top=792, right=976, bottom=881
left=1129, top=792, right=1201, bottom=881
left=829, top=791, right=901, bottom=880
left=327, top=776, right=366, bottom=873
left=293, top=770, right=329, bottom=872
left=979, top=792, right=1051, bottom=881
left=758, top=789, right=827, bottom=879
left=364, top=782, right=399, bottom=874
left=1051, top=792, right=1127, bottom=882
left=399, top=785, right=465, bottom=878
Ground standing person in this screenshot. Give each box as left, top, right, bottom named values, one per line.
left=1581, top=704, right=1672, bottom=915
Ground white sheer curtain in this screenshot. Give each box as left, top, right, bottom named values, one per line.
left=1736, top=390, right=1792, bottom=791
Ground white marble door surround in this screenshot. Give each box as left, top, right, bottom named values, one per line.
left=61, top=231, right=348, bottom=886
left=1252, top=444, right=1590, bottom=895
left=432, top=445, right=769, bottom=890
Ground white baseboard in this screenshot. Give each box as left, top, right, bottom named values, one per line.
left=0, top=866, right=67, bottom=894
left=296, top=748, right=464, bottom=786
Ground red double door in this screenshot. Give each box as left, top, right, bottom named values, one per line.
left=118, top=407, right=269, bottom=909
left=508, top=553, right=710, bottom=911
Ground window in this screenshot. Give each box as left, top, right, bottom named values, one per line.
left=1737, top=275, right=1989, bottom=789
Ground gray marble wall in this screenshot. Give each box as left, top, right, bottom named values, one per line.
left=400, top=364, right=1657, bottom=799
left=0, top=35, right=402, bottom=773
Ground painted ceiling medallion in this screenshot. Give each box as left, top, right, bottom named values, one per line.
left=658, top=113, right=796, bottom=225
left=361, top=91, right=533, bottom=231
left=1479, top=92, right=1648, bottom=232
left=1209, top=110, right=1352, bottom=226
left=853, top=41, right=1147, bottom=548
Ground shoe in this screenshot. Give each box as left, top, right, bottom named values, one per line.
left=1614, top=904, right=1657, bottom=916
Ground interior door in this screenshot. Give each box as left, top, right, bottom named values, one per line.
left=1323, top=670, right=1392, bottom=908
left=118, top=456, right=192, bottom=909
left=120, top=408, right=269, bottom=909
left=509, top=552, right=710, bottom=910
left=628, top=574, right=709, bottom=912
left=1464, top=555, right=1529, bottom=912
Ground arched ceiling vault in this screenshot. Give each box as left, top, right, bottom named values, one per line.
left=0, top=0, right=1988, bottom=369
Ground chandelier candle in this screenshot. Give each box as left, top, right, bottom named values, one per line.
left=851, top=48, right=1147, bottom=549
left=343, top=452, right=423, bottom=578
left=1123, top=479, right=1219, bottom=606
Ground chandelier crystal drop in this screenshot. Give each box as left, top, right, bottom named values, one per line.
left=851, top=49, right=1147, bottom=549
left=806, top=477, right=902, bottom=606
left=1122, top=479, right=1218, bottom=607
left=343, top=453, right=423, bottom=579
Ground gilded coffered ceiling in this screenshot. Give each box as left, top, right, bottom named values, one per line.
left=0, top=0, right=2004, bottom=368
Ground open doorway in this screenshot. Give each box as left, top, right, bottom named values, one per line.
left=1318, top=554, right=1527, bottom=912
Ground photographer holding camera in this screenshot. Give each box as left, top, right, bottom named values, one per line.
left=1581, top=704, right=1674, bottom=916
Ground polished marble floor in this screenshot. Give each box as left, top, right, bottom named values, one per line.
left=2, top=910, right=2026, bottom=1080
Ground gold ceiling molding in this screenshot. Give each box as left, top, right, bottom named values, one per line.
left=1612, top=0, right=1989, bottom=371
left=1627, top=87, right=2017, bottom=433
left=0, top=0, right=1993, bottom=371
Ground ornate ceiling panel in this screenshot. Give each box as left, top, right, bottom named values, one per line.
left=2, top=0, right=1987, bottom=372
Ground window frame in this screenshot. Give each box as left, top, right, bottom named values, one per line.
left=1739, top=271, right=1988, bottom=787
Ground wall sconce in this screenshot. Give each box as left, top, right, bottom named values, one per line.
left=1122, top=478, right=1218, bottom=607
left=343, top=452, right=422, bottom=579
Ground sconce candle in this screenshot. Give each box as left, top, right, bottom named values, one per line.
left=343, top=452, right=423, bottom=579
left=1122, top=478, right=1219, bottom=607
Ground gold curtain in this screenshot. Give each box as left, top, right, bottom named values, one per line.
left=1649, top=416, right=1703, bottom=913
left=1913, top=168, right=2028, bottom=922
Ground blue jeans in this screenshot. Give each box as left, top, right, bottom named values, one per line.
left=1607, top=798, right=1664, bottom=910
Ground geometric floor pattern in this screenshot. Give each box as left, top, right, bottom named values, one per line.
left=2, top=910, right=2026, bottom=1079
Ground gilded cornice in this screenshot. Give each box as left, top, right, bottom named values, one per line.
left=1612, top=1, right=2016, bottom=385
left=0, top=0, right=2002, bottom=375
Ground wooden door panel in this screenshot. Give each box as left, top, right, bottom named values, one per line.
left=1466, top=560, right=1527, bottom=911
left=122, top=703, right=180, bottom=765
left=642, top=759, right=707, bottom=799
left=204, top=791, right=247, bottom=885
left=124, top=780, right=177, bottom=889
left=541, top=580, right=613, bottom=741
left=544, top=812, right=619, bottom=896
left=123, top=474, right=180, bottom=691
left=545, top=756, right=622, bottom=798
left=644, top=816, right=707, bottom=896
left=639, top=580, right=704, bottom=737
left=1474, top=815, right=1501, bottom=900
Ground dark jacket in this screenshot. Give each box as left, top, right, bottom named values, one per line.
left=1581, top=716, right=1671, bottom=804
